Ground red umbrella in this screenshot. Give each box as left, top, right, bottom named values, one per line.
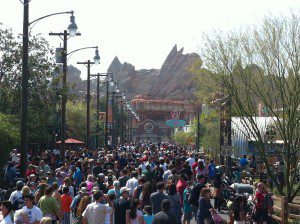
left=56, top=138, right=84, bottom=144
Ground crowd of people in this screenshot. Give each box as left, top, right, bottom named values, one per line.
left=1, top=141, right=282, bottom=224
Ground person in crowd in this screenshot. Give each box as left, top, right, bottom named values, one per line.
left=252, top=182, right=269, bottom=223
left=162, top=165, right=172, bottom=185
left=186, top=153, right=195, bottom=168
left=27, top=182, right=36, bottom=195
left=96, top=173, right=108, bottom=194
left=239, top=155, right=248, bottom=168
left=213, top=173, right=223, bottom=212
left=126, top=171, right=139, bottom=197
left=150, top=182, right=168, bottom=215
left=179, top=162, right=193, bottom=181
left=176, top=173, right=187, bottom=205
left=257, top=161, right=266, bottom=183
left=73, top=162, right=83, bottom=191
left=142, top=205, right=154, bottom=224
left=39, top=217, right=52, bottom=224
left=5, top=162, right=19, bottom=187
left=189, top=174, right=206, bottom=218
left=9, top=181, right=24, bottom=204
left=197, top=188, right=214, bottom=224
left=107, top=180, right=121, bottom=199
left=61, top=186, right=72, bottom=224
left=36, top=160, right=50, bottom=179
left=62, top=178, right=74, bottom=199
left=139, top=181, right=153, bottom=209
left=86, top=174, right=94, bottom=195
left=38, top=186, right=61, bottom=223
left=166, top=183, right=181, bottom=223
left=207, top=160, right=216, bottom=182
left=196, top=161, right=207, bottom=179
left=25, top=165, right=37, bottom=179
left=51, top=183, right=62, bottom=210
left=152, top=199, right=177, bottom=224
left=76, top=195, right=92, bottom=223
left=142, top=165, right=154, bottom=182
left=113, top=187, right=131, bottom=224
left=132, top=177, right=146, bottom=201
left=126, top=199, right=143, bottom=224
left=118, top=170, right=130, bottom=188
left=228, top=194, right=249, bottom=224
left=182, top=181, right=193, bottom=224
left=22, top=194, right=43, bottom=224
left=13, top=186, right=31, bottom=210
left=14, top=209, right=29, bottom=224
left=82, top=191, right=112, bottom=224
left=34, top=183, right=47, bottom=205
left=0, top=201, right=14, bottom=224
left=70, top=186, right=88, bottom=216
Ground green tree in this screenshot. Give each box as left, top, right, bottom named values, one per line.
left=0, top=113, right=20, bottom=183
left=0, top=23, right=57, bottom=147
left=66, top=101, right=101, bottom=144
left=173, top=130, right=194, bottom=147
left=199, top=13, right=300, bottom=202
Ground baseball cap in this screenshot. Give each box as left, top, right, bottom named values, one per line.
left=79, top=187, right=88, bottom=194
left=92, top=187, right=100, bottom=193
left=120, top=187, right=130, bottom=194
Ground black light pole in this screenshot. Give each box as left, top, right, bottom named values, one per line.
left=20, top=0, right=29, bottom=177
left=90, top=73, right=112, bottom=149
left=49, top=22, right=81, bottom=162
left=105, top=81, right=109, bottom=148
left=77, top=60, right=93, bottom=148
left=20, top=2, right=75, bottom=175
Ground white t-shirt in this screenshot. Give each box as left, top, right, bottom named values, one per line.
left=104, top=203, right=113, bottom=224
left=186, top=157, right=195, bottom=168
left=22, top=206, right=43, bottom=224
left=130, top=210, right=143, bottom=224
left=82, top=202, right=112, bottom=224
left=126, top=177, right=139, bottom=196
left=9, top=190, right=22, bottom=204
left=0, top=215, right=13, bottom=224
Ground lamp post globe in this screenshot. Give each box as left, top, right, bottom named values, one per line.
left=93, top=48, right=100, bottom=64
left=68, top=12, right=78, bottom=37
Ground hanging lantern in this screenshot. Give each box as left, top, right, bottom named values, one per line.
left=55, top=47, right=64, bottom=63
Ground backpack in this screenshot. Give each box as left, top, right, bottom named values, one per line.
left=262, top=193, right=274, bottom=209
left=188, top=183, right=203, bottom=206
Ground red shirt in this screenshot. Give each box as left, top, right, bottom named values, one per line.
left=255, top=191, right=264, bottom=209
left=25, top=169, right=36, bottom=177
left=192, top=162, right=198, bottom=175
left=61, top=194, right=72, bottom=212
left=176, top=179, right=187, bottom=206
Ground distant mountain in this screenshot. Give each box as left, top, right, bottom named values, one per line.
left=107, top=45, right=200, bottom=100
left=64, top=45, right=201, bottom=101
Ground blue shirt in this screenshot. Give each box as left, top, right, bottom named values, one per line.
left=143, top=214, right=154, bottom=224
left=73, top=168, right=82, bottom=187
left=240, top=158, right=248, bottom=166
left=208, top=163, right=215, bottom=178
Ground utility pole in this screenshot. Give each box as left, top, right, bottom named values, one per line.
left=20, top=0, right=29, bottom=177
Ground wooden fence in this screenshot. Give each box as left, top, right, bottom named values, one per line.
left=271, top=196, right=300, bottom=223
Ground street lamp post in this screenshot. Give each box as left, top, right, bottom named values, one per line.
left=195, top=104, right=201, bottom=153
left=49, top=18, right=80, bottom=162
left=90, top=73, right=112, bottom=149
left=20, top=0, right=76, bottom=175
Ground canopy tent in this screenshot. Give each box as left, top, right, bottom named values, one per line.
left=56, top=138, right=84, bottom=144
